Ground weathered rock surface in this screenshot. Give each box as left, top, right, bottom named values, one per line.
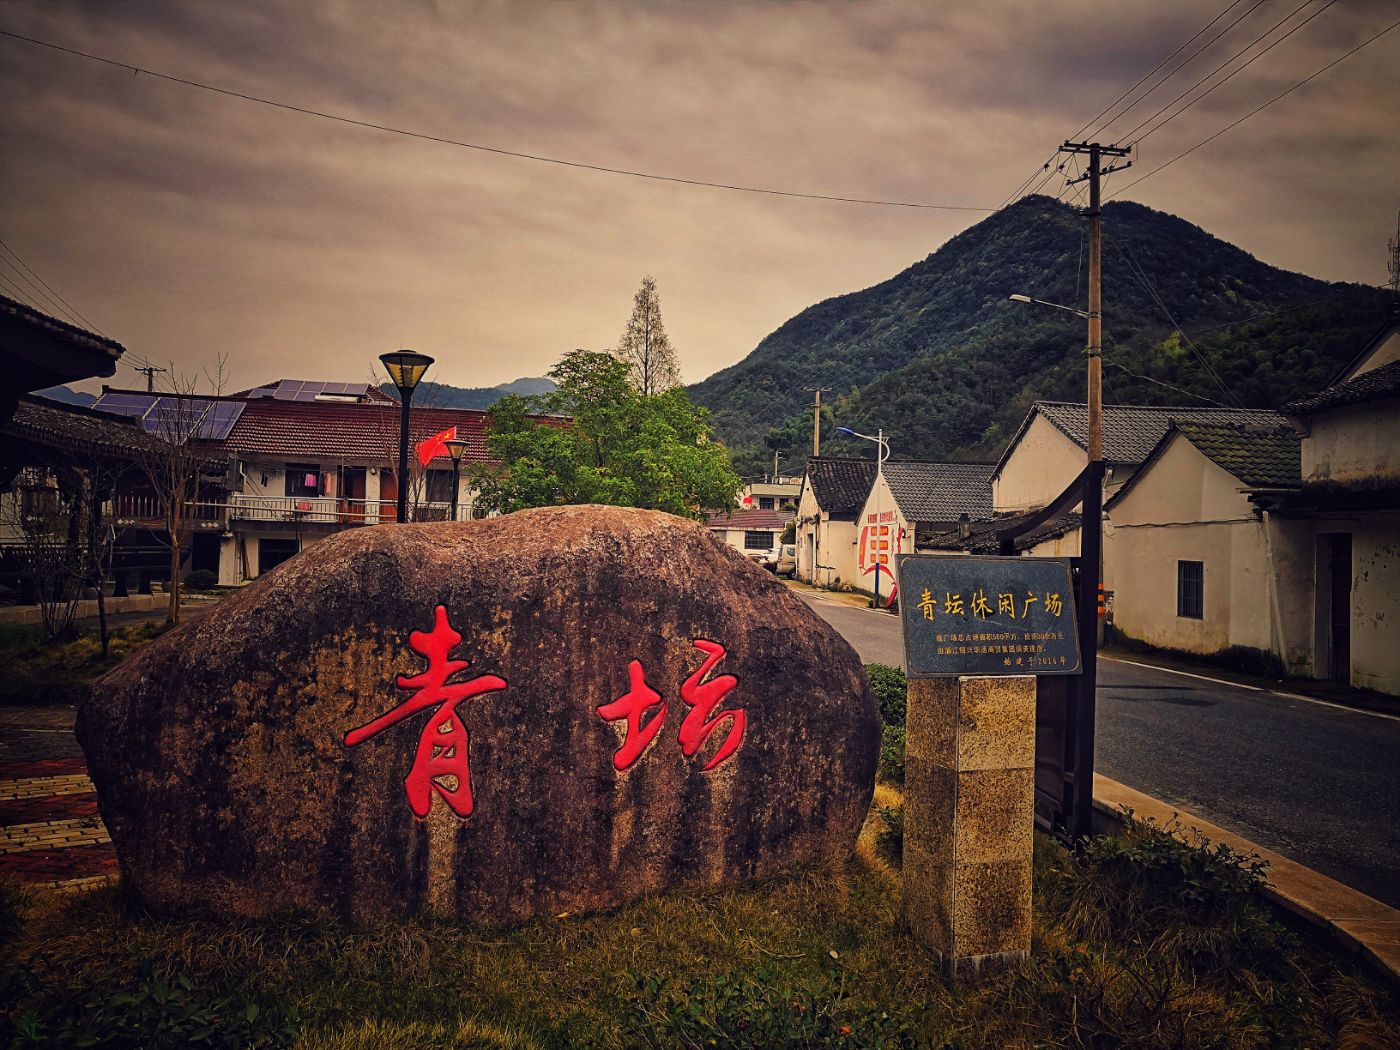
left=79, top=506, right=879, bottom=924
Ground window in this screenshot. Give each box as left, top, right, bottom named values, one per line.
left=744, top=530, right=773, bottom=551
left=1177, top=561, right=1203, bottom=619
left=284, top=464, right=320, bottom=497
left=758, top=497, right=775, bottom=510
left=425, top=469, right=454, bottom=504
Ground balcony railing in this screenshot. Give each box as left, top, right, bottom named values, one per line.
left=112, top=493, right=472, bottom=528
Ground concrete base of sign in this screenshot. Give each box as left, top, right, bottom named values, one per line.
left=902, top=675, right=1035, bottom=979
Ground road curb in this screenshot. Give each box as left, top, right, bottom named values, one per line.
left=1092, top=774, right=1400, bottom=989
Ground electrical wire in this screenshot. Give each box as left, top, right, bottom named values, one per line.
left=1110, top=16, right=1400, bottom=198
left=0, top=237, right=106, bottom=334
left=1090, top=0, right=1272, bottom=140
left=1103, top=355, right=1231, bottom=407
left=1106, top=232, right=1245, bottom=407
left=0, top=254, right=81, bottom=327
left=0, top=29, right=992, bottom=213
left=998, top=0, right=1258, bottom=210
left=1125, top=0, right=1339, bottom=145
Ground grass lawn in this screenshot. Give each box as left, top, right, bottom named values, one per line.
left=2, top=789, right=1397, bottom=1049
left=0, top=621, right=170, bottom=707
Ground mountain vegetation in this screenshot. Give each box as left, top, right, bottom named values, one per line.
left=379, top=376, right=556, bottom=410
left=689, top=196, right=1392, bottom=474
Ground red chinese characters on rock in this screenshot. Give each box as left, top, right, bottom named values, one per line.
left=598, top=639, right=746, bottom=772
left=344, top=605, right=506, bottom=819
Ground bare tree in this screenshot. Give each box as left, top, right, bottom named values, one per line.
left=137, top=358, right=227, bottom=625
left=1, top=467, right=85, bottom=639
left=614, top=275, right=681, bottom=395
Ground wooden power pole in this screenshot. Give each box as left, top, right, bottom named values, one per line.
left=1061, top=139, right=1130, bottom=837
left=805, top=387, right=829, bottom=457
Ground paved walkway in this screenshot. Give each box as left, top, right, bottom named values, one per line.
left=0, top=706, right=116, bottom=890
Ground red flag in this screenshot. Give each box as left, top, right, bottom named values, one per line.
left=416, top=426, right=457, bottom=467
left=741, top=494, right=753, bottom=506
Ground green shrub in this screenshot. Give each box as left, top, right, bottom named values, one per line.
left=864, top=664, right=906, bottom=726
left=184, top=569, right=218, bottom=591
left=877, top=726, right=905, bottom=785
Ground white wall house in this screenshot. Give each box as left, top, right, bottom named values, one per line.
left=1103, top=422, right=1299, bottom=660
left=852, top=461, right=994, bottom=593
left=794, top=458, right=876, bottom=589
left=1100, top=316, right=1400, bottom=696
left=706, top=508, right=790, bottom=562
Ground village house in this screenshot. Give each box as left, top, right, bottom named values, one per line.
left=738, top=477, right=801, bottom=512
left=794, top=457, right=876, bottom=588
left=705, top=508, right=790, bottom=563
left=77, top=378, right=548, bottom=585
left=1048, top=317, right=1399, bottom=695
left=850, top=460, right=994, bottom=593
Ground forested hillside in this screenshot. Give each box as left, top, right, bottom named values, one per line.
left=379, top=376, right=556, bottom=409
left=688, top=195, right=1391, bottom=473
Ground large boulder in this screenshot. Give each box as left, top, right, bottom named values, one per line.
left=79, top=506, right=880, bottom=925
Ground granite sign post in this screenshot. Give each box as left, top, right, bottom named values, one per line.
left=78, top=506, right=881, bottom=925
left=895, top=554, right=1079, bottom=977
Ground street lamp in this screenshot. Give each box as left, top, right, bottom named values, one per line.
left=1007, top=293, right=1089, bottom=319
left=444, top=437, right=469, bottom=522
left=379, top=350, right=434, bottom=523
left=837, top=426, right=892, bottom=608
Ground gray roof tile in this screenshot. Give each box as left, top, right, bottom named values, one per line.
left=882, top=461, right=994, bottom=523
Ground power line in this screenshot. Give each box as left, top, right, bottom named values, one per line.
left=0, top=237, right=106, bottom=334
left=0, top=29, right=992, bottom=214
left=0, top=254, right=80, bottom=327
left=1090, top=0, right=1271, bottom=140
left=998, top=0, right=1258, bottom=210
left=1125, top=0, right=1339, bottom=145
left=1110, top=16, right=1400, bottom=198
left=1102, top=355, right=1230, bottom=407
left=1105, top=232, right=1245, bottom=407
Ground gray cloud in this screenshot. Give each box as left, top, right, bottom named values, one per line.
left=0, top=0, right=1395, bottom=395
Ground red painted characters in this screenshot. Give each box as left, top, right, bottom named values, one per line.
left=598, top=639, right=746, bottom=771
left=344, top=605, right=506, bottom=819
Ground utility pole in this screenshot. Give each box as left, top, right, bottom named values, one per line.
left=1061, top=139, right=1130, bottom=838
left=1387, top=210, right=1399, bottom=298
left=136, top=364, right=167, bottom=392
left=805, top=387, right=829, bottom=457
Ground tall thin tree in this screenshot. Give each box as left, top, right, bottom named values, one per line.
left=614, top=275, right=681, bottom=396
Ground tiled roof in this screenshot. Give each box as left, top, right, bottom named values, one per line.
left=4, top=395, right=173, bottom=460
left=920, top=511, right=1081, bottom=554
left=1, top=293, right=125, bottom=358
left=882, top=461, right=994, bottom=523
left=1280, top=359, right=1400, bottom=417
left=221, top=399, right=496, bottom=465
left=1001, top=401, right=1288, bottom=472
left=804, top=457, right=877, bottom=518
left=706, top=509, right=791, bottom=530
left=1175, top=423, right=1300, bottom=488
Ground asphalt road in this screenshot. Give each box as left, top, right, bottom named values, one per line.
left=796, top=589, right=1400, bottom=909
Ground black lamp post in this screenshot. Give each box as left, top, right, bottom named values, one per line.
left=379, top=350, right=434, bottom=523
left=444, top=438, right=469, bottom=521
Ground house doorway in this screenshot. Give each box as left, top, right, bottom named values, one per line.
left=258, top=538, right=299, bottom=575
left=379, top=470, right=398, bottom=522
left=339, top=467, right=367, bottom=523
left=1325, top=533, right=1352, bottom=683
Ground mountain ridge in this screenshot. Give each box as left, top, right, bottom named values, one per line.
left=688, top=196, right=1389, bottom=473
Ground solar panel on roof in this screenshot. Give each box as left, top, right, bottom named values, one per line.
left=198, top=402, right=245, bottom=440
left=93, top=393, right=158, bottom=417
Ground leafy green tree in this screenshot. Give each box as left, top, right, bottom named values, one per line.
left=472, top=350, right=741, bottom=519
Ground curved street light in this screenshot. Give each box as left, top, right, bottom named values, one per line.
left=379, top=350, right=434, bottom=523
left=837, top=426, right=892, bottom=607
left=1008, top=293, right=1090, bottom=319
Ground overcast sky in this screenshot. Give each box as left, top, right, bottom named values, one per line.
left=2, top=0, right=1397, bottom=395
